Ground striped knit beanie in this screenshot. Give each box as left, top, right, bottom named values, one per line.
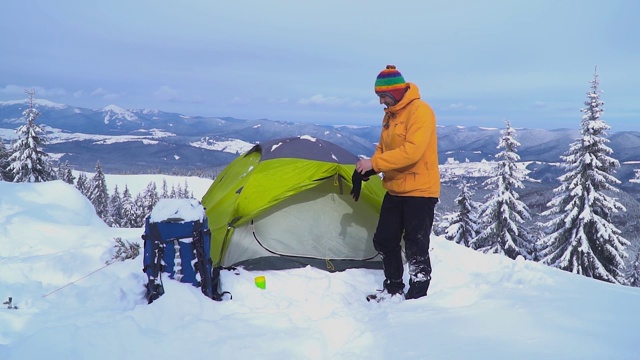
left=374, top=65, right=407, bottom=102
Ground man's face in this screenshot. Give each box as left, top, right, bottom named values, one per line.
left=378, top=94, right=397, bottom=107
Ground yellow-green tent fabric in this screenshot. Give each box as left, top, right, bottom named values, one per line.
left=201, top=136, right=386, bottom=271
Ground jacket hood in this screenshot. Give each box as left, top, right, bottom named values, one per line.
left=387, top=82, right=421, bottom=113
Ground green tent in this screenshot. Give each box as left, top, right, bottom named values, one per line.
left=201, top=136, right=385, bottom=271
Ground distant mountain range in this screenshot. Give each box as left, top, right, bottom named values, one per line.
left=1, top=99, right=640, bottom=186
left=3, top=99, right=640, bottom=250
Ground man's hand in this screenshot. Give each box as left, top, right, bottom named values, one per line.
left=356, top=159, right=373, bottom=174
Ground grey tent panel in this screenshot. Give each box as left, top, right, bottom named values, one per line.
left=233, top=256, right=382, bottom=272
left=256, top=136, right=359, bottom=164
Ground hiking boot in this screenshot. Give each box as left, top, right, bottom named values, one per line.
left=366, top=279, right=405, bottom=303
left=384, top=278, right=405, bottom=293
left=405, top=278, right=430, bottom=300
left=366, top=288, right=405, bottom=303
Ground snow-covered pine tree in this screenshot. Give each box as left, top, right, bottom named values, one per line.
left=530, top=222, right=547, bottom=262
left=121, top=185, right=138, bottom=228
left=181, top=180, right=193, bottom=199
left=471, top=120, right=533, bottom=259
left=432, top=208, right=447, bottom=236
left=57, top=160, right=76, bottom=185
left=107, top=185, right=124, bottom=228
left=626, top=252, right=640, bottom=287
left=630, top=168, right=640, bottom=184
left=76, top=172, right=91, bottom=198
left=444, top=181, right=481, bottom=248
left=538, top=69, right=629, bottom=284
left=172, top=183, right=182, bottom=199
left=89, top=161, right=110, bottom=220
left=133, top=193, right=147, bottom=227
left=0, top=141, right=11, bottom=181
left=161, top=178, right=169, bottom=199
left=56, top=163, right=65, bottom=180
left=8, top=90, right=56, bottom=183
left=141, top=181, right=160, bottom=216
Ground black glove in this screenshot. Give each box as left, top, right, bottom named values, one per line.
left=361, top=168, right=377, bottom=182
left=350, top=169, right=377, bottom=202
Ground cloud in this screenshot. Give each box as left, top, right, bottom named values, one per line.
left=298, top=94, right=346, bottom=106
left=532, top=101, right=546, bottom=109
left=0, top=85, right=67, bottom=97
left=268, top=97, right=289, bottom=104
left=230, top=97, right=250, bottom=105
left=103, top=93, right=120, bottom=101
left=90, top=88, right=107, bottom=96
left=447, top=102, right=477, bottom=111
left=298, top=94, right=367, bottom=108
left=153, top=86, right=179, bottom=102
left=91, top=87, right=120, bottom=101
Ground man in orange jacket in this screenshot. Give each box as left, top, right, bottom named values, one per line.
left=356, top=65, right=440, bottom=301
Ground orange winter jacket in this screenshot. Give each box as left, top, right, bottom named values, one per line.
left=371, top=82, right=440, bottom=198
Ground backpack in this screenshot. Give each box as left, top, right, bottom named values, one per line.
left=141, top=199, right=229, bottom=303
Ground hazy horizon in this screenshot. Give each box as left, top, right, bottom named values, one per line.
left=2, top=0, right=639, bottom=131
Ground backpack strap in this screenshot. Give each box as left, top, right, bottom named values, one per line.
left=192, top=220, right=214, bottom=299
left=142, top=222, right=166, bottom=304
left=211, top=266, right=233, bottom=301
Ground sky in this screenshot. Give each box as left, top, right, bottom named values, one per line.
left=2, top=177, right=640, bottom=359
left=1, top=0, right=639, bottom=131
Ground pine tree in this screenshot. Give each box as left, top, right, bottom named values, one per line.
left=471, top=120, right=533, bottom=259
left=173, top=183, right=182, bottom=199
left=432, top=208, right=447, bottom=236
left=107, top=185, right=125, bottom=228
left=141, top=181, right=160, bottom=215
left=445, top=181, right=481, bottom=248
left=57, top=160, right=76, bottom=185
left=0, top=141, right=11, bottom=181
left=121, top=185, right=138, bottom=228
left=181, top=180, right=193, bottom=199
left=133, top=193, right=147, bottom=227
left=56, top=163, right=65, bottom=181
left=538, top=69, right=629, bottom=284
left=626, top=253, right=640, bottom=287
left=161, top=178, right=169, bottom=199
left=64, top=163, right=75, bottom=185
left=76, top=172, right=91, bottom=198
left=89, top=161, right=110, bottom=220
left=8, top=90, right=56, bottom=183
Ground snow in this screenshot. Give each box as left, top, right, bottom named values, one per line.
left=99, top=105, right=140, bottom=123
left=270, top=141, right=283, bottom=152
left=439, top=160, right=535, bottom=182
left=45, top=128, right=176, bottom=145
left=1, top=178, right=640, bottom=360
left=332, top=125, right=370, bottom=129
left=149, top=198, right=205, bottom=223
left=189, top=138, right=255, bottom=154
left=0, top=99, right=68, bottom=110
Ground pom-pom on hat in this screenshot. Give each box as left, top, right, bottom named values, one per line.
left=374, top=65, right=407, bottom=102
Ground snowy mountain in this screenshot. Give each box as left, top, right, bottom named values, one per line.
left=1, top=179, right=640, bottom=359
left=98, top=104, right=141, bottom=125
left=1, top=98, right=640, bottom=185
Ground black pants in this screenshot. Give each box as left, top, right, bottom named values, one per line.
left=373, top=194, right=438, bottom=291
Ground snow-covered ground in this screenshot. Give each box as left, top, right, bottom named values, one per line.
left=1, top=178, right=639, bottom=360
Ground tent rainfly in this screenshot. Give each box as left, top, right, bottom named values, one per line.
left=201, top=136, right=386, bottom=271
